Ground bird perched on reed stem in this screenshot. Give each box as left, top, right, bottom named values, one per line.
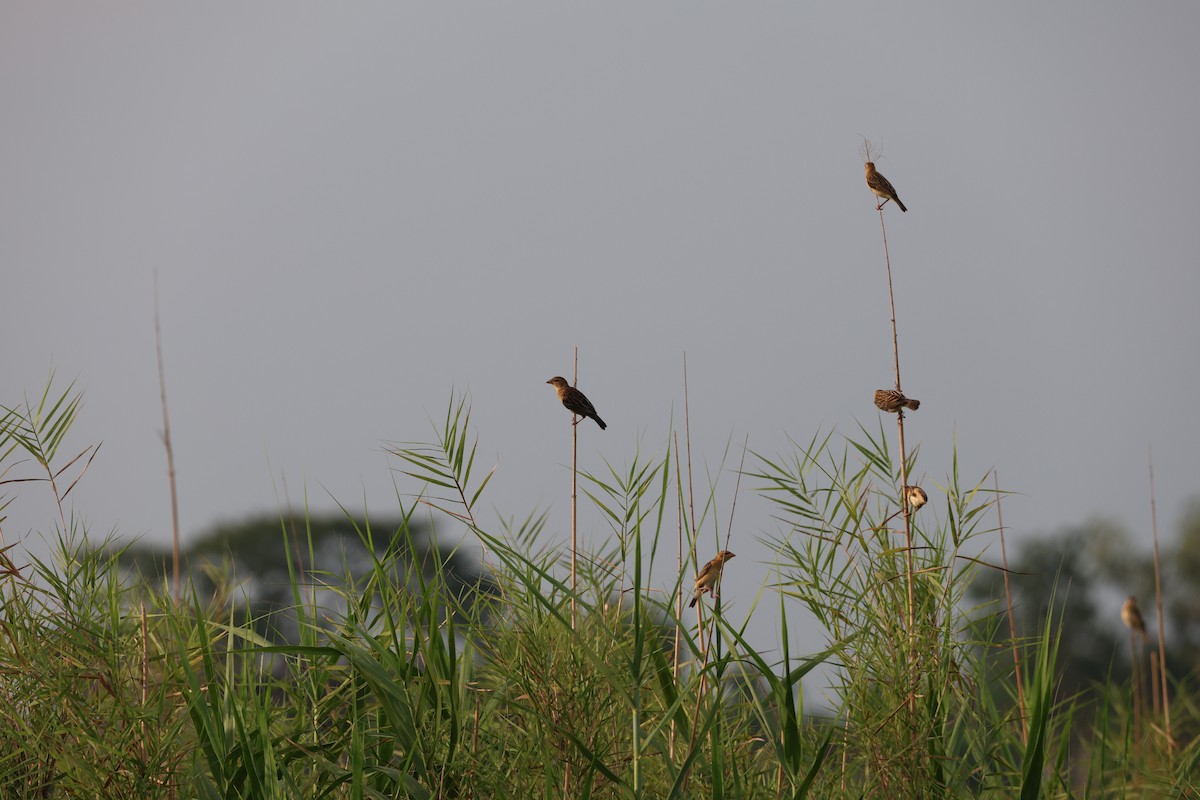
left=1121, top=595, right=1149, bottom=642
left=904, top=485, right=928, bottom=512
left=689, top=550, right=736, bottom=608
left=865, top=162, right=907, bottom=212
left=874, top=389, right=920, bottom=413
left=546, top=376, right=607, bottom=430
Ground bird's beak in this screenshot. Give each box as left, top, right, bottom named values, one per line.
left=546, top=379, right=553, bottom=384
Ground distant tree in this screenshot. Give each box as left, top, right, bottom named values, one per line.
left=111, top=511, right=497, bottom=642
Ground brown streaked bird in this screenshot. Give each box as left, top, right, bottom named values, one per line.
left=874, top=389, right=920, bottom=413
left=904, top=485, right=928, bottom=512
left=865, top=162, right=907, bottom=212
left=689, top=550, right=736, bottom=608
left=1121, top=595, right=1149, bottom=642
left=546, top=376, right=607, bottom=430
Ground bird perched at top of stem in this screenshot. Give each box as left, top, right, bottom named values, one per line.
left=546, top=376, right=607, bottom=430
left=904, top=485, right=928, bottom=512
left=874, top=389, right=920, bottom=413
left=1121, top=595, right=1149, bottom=642
left=689, top=550, right=736, bottom=608
left=864, top=162, right=907, bottom=212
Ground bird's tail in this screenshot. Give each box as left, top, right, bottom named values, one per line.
left=594, top=416, right=607, bottom=430
left=688, top=595, right=698, bottom=608
left=904, top=398, right=920, bottom=410
left=896, top=199, right=907, bottom=212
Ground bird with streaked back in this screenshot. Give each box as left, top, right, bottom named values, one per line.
left=689, top=550, right=736, bottom=608
left=865, top=161, right=907, bottom=212
left=546, top=376, right=607, bottom=430
left=875, top=389, right=920, bottom=413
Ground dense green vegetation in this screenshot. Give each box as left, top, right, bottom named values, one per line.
left=2, top=380, right=1196, bottom=798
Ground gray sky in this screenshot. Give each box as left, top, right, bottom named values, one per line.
left=4, top=5, right=1199, bottom=668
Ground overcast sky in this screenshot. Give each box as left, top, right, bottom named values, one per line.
left=4, top=5, right=1199, bottom=674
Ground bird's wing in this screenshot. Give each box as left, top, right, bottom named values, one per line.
left=566, top=388, right=597, bottom=415
left=870, top=174, right=897, bottom=197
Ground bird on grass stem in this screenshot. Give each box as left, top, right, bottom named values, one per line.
left=904, top=485, right=928, bottom=512
left=865, top=162, right=907, bottom=212
left=1122, top=595, right=1149, bottom=642
left=546, top=376, right=607, bottom=430
left=874, top=389, right=920, bottom=413
left=689, top=550, right=736, bottom=608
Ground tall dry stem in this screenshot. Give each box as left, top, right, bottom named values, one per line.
left=995, top=471, right=1026, bottom=743
left=154, top=272, right=182, bottom=604
left=1148, top=447, right=1172, bottom=754
left=571, top=347, right=578, bottom=630
left=876, top=208, right=915, bottom=638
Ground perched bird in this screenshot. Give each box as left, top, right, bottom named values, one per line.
left=546, top=376, right=607, bottom=430
left=904, top=485, right=928, bottom=512
left=1121, top=595, right=1149, bottom=642
left=865, top=162, right=907, bottom=212
left=874, top=389, right=920, bottom=413
left=689, top=550, right=736, bottom=608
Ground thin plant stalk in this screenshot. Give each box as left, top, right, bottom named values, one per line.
left=1148, top=447, right=1172, bottom=754
left=687, top=436, right=749, bottom=775
left=140, top=602, right=149, bottom=765
left=571, top=347, right=578, bottom=630
left=683, top=354, right=697, bottom=565
left=670, top=430, right=685, bottom=760
left=995, top=471, right=1027, bottom=743
left=1129, top=629, right=1142, bottom=752
left=1150, top=651, right=1161, bottom=718
left=155, top=272, right=182, bottom=604
left=679, top=358, right=703, bottom=799
left=840, top=720, right=850, bottom=794
left=877, top=203, right=916, bottom=714
left=716, top=435, right=749, bottom=601
left=683, top=356, right=704, bottom=656
left=472, top=693, right=481, bottom=800
left=700, top=435, right=748, bottom=659
left=878, top=210, right=914, bottom=631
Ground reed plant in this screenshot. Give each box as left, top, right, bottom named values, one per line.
left=1, top=376, right=1196, bottom=797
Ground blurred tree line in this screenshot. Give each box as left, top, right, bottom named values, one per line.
left=112, top=512, right=497, bottom=643
left=970, top=497, right=1200, bottom=701
left=114, top=497, right=1200, bottom=703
